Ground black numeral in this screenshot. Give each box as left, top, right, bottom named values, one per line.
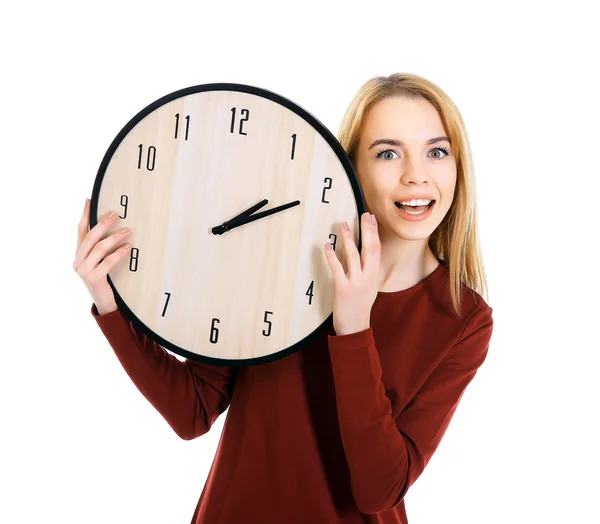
left=328, top=234, right=337, bottom=251
left=210, top=318, right=220, bottom=344
left=129, top=248, right=139, bottom=272
left=230, top=107, right=249, bottom=135
left=290, top=133, right=297, bottom=160
left=174, top=113, right=190, bottom=140
left=321, top=177, right=332, bottom=203
left=161, top=292, right=171, bottom=317
left=262, top=311, right=273, bottom=337
left=305, top=281, right=314, bottom=305
left=137, top=144, right=156, bottom=171
left=119, top=194, right=129, bottom=219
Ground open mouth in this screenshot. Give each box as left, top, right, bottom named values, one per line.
left=394, top=200, right=435, bottom=215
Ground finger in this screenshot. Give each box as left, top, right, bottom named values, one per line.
left=323, top=240, right=345, bottom=281
left=76, top=198, right=90, bottom=257
left=360, top=213, right=381, bottom=277
left=73, top=209, right=121, bottom=270
left=340, top=216, right=362, bottom=277
left=95, top=242, right=132, bottom=278
left=75, top=226, right=130, bottom=276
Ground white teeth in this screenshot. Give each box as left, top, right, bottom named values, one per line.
left=402, top=208, right=427, bottom=215
left=398, top=199, right=432, bottom=206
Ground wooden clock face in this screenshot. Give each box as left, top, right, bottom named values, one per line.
left=90, top=83, right=365, bottom=366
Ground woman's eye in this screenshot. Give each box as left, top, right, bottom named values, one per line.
left=375, top=147, right=450, bottom=161
left=431, top=147, right=450, bottom=158
left=376, top=149, right=399, bottom=160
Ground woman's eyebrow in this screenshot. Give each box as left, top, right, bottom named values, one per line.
left=368, top=136, right=451, bottom=149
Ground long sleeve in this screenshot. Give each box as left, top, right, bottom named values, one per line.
left=327, top=303, right=494, bottom=514
left=91, top=303, right=238, bottom=440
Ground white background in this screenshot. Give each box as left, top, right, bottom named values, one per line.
left=2, top=1, right=598, bottom=523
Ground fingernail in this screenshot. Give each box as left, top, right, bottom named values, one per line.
left=109, top=210, right=117, bottom=219
left=342, top=221, right=349, bottom=231
left=371, top=213, right=376, bottom=225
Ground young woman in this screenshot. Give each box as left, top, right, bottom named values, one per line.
left=74, top=72, right=494, bottom=523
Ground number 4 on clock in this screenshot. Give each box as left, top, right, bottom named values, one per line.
left=306, top=281, right=314, bottom=305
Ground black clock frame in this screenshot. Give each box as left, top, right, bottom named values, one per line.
left=90, top=82, right=366, bottom=367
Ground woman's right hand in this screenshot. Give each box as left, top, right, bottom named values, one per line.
left=73, top=198, right=132, bottom=315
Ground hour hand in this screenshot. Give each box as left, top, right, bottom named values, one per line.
left=212, top=199, right=268, bottom=235
left=212, top=199, right=301, bottom=235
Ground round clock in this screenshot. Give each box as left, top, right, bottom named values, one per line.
left=90, top=82, right=365, bottom=366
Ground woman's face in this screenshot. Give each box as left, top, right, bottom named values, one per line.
left=354, top=95, right=457, bottom=243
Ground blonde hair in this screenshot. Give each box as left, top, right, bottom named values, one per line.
left=338, top=72, right=489, bottom=318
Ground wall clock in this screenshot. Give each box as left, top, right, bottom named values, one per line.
left=90, top=82, right=365, bottom=366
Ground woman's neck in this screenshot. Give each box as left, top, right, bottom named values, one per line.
left=377, top=239, right=440, bottom=293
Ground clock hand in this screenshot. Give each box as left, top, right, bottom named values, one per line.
left=227, top=199, right=301, bottom=227
left=212, top=200, right=301, bottom=235
left=226, top=199, right=269, bottom=223
left=211, top=199, right=268, bottom=235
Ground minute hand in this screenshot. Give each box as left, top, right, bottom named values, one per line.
left=212, top=200, right=301, bottom=235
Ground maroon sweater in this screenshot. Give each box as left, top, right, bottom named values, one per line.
left=91, top=261, right=493, bottom=523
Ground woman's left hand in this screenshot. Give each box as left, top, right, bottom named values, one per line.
left=324, top=212, right=381, bottom=336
